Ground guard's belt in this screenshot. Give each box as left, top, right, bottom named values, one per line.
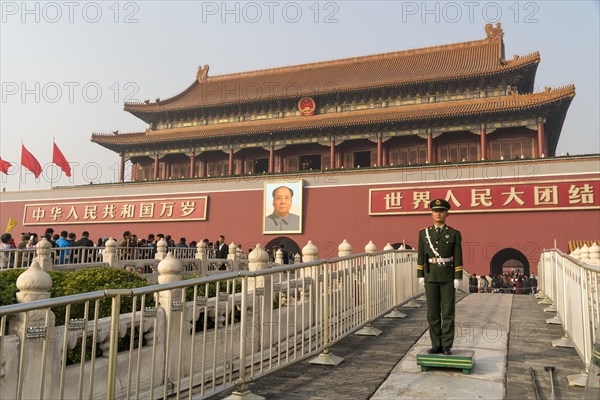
left=428, top=256, right=454, bottom=263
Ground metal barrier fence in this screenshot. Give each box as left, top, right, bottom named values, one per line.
left=0, top=246, right=107, bottom=269
left=538, top=249, right=600, bottom=386
left=0, top=245, right=246, bottom=272
left=0, top=249, right=420, bottom=399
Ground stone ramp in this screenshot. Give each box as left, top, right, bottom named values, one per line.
left=372, top=294, right=511, bottom=399
left=506, top=294, right=585, bottom=400
left=216, top=292, right=586, bottom=399
left=216, top=294, right=467, bottom=399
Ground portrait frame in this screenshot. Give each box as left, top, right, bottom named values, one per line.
left=263, top=180, right=303, bottom=234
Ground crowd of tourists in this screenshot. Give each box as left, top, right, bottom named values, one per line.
left=468, top=272, right=538, bottom=294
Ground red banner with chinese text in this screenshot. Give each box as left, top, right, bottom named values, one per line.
left=23, top=196, right=208, bottom=225
left=369, top=179, right=599, bottom=215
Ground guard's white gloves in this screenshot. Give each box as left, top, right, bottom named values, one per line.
left=454, top=279, right=461, bottom=290
left=419, top=277, right=425, bottom=287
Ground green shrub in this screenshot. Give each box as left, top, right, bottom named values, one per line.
left=0, top=267, right=154, bottom=364
left=0, top=269, right=24, bottom=307
left=0, top=267, right=152, bottom=324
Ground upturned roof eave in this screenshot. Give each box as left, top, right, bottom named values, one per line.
left=124, top=58, right=541, bottom=123
left=94, top=85, right=574, bottom=152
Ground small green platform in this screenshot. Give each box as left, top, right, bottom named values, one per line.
left=416, top=349, right=474, bottom=375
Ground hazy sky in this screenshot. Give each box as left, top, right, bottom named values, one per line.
left=1, top=1, right=598, bottom=191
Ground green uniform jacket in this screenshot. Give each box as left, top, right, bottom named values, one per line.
left=417, top=225, right=464, bottom=282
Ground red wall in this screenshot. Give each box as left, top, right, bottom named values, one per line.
left=1, top=178, right=598, bottom=277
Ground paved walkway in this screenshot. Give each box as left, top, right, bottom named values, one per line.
left=372, top=293, right=510, bottom=399
left=216, top=292, right=586, bottom=400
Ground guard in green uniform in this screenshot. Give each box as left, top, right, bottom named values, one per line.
left=417, top=199, right=464, bottom=355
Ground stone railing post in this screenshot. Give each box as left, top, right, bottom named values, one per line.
left=227, top=242, right=238, bottom=271
left=155, top=238, right=167, bottom=261
left=302, top=241, right=319, bottom=306
left=157, top=252, right=190, bottom=380
left=570, top=247, right=581, bottom=260
left=579, top=244, right=591, bottom=264
left=302, top=240, right=319, bottom=262
left=9, top=261, right=57, bottom=399
left=365, top=240, right=377, bottom=253
left=195, top=241, right=207, bottom=274
left=293, top=253, right=301, bottom=264
left=355, top=241, right=382, bottom=335
left=35, top=237, right=53, bottom=270
left=248, top=244, right=271, bottom=348
left=275, top=248, right=284, bottom=265
left=338, top=239, right=352, bottom=257
left=589, top=243, right=600, bottom=265
left=337, top=239, right=353, bottom=321
left=383, top=243, right=407, bottom=319
left=103, top=238, right=119, bottom=267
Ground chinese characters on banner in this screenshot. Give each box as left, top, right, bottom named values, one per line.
left=23, top=196, right=208, bottom=225
left=369, top=180, right=599, bottom=215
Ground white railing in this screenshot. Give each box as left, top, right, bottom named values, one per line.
left=0, top=246, right=247, bottom=276
left=0, top=249, right=420, bottom=399
left=538, top=249, right=600, bottom=385
left=0, top=246, right=105, bottom=269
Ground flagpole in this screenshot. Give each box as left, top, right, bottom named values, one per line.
left=18, top=141, right=22, bottom=191
left=50, top=137, right=54, bottom=189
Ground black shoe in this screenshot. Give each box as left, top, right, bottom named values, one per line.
left=442, top=348, right=452, bottom=355
left=427, top=347, right=442, bottom=354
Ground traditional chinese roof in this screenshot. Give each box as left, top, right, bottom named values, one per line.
left=123, top=24, right=539, bottom=120
left=93, top=85, right=575, bottom=152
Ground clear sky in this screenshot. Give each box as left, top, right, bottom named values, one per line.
left=1, top=1, right=598, bottom=191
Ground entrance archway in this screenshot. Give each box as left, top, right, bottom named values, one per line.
left=391, top=242, right=414, bottom=250
left=490, top=248, right=530, bottom=276
left=265, top=237, right=301, bottom=263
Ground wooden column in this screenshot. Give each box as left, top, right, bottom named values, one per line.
left=269, top=145, right=274, bottom=173
left=238, top=156, right=244, bottom=174
left=189, top=151, right=195, bottom=178
left=199, top=157, right=206, bottom=178
left=426, top=133, right=433, bottom=164
left=382, top=144, right=388, bottom=166
left=330, top=139, right=335, bottom=169
left=480, top=128, right=487, bottom=160
left=119, top=154, right=125, bottom=182
left=537, top=121, right=546, bottom=157
left=377, top=135, right=383, bottom=166
left=228, top=148, right=234, bottom=175
left=154, top=155, right=159, bottom=180
left=131, top=163, right=137, bottom=181
left=166, top=161, right=171, bottom=179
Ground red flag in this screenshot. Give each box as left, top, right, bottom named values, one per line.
left=52, top=143, right=71, bottom=177
left=21, top=145, right=42, bottom=178
left=0, top=158, right=10, bottom=174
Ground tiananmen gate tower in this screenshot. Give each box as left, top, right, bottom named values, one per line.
left=1, top=23, right=598, bottom=277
